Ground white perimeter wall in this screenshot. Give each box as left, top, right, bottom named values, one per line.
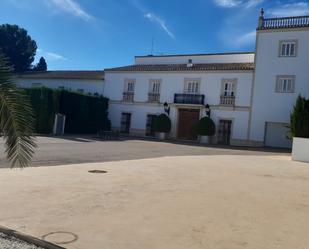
left=250, top=29, right=309, bottom=142
left=135, top=53, right=255, bottom=65
left=16, top=78, right=104, bottom=94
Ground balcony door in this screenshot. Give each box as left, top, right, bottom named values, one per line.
left=177, top=109, right=200, bottom=140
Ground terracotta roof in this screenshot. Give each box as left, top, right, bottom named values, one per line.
left=105, top=63, right=254, bottom=72
left=135, top=52, right=255, bottom=58
left=18, top=71, right=105, bottom=80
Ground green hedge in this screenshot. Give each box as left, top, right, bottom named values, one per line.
left=154, top=114, right=171, bottom=133
left=24, top=88, right=110, bottom=134
left=197, top=117, right=216, bottom=136
left=290, top=95, right=309, bottom=138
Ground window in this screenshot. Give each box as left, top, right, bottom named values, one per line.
left=279, top=40, right=297, bottom=57
left=149, top=79, right=161, bottom=93
left=185, top=79, right=200, bottom=94
left=222, top=79, right=236, bottom=97
left=31, top=83, right=42, bottom=88
left=276, top=76, right=295, bottom=93
left=125, top=79, right=135, bottom=92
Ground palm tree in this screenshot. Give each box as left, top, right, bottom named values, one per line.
left=0, top=55, right=37, bottom=167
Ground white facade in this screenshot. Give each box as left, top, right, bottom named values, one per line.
left=249, top=28, right=309, bottom=146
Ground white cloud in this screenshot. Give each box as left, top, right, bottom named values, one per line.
left=268, top=2, right=309, bottom=17
left=144, top=13, right=175, bottom=39
left=213, top=0, right=264, bottom=8
left=37, top=49, right=67, bottom=61
left=46, top=52, right=67, bottom=61
left=47, top=0, right=93, bottom=21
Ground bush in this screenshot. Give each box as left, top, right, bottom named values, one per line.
left=290, top=95, right=309, bottom=138
left=154, top=114, right=171, bottom=133
left=197, top=116, right=216, bottom=136
left=24, top=87, right=110, bottom=134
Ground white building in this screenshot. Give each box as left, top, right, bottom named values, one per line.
left=104, top=10, right=309, bottom=148
left=17, top=71, right=105, bottom=95
left=17, top=10, right=309, bottom=148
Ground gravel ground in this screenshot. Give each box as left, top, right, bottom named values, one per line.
left=0, top=233, right=44, bottom=249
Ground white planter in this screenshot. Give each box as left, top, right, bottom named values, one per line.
left=292, top=137, right=309, bottom=163
left=156, top=132, right=167, bottom=140
left=199, top=136, right=210, bottom=144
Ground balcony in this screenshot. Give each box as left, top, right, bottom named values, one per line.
left=174, top=94, right=205, bottom=105
left=220, top=95, right=235, bottom=106
left=148, top=93, right=160, bottom=103
left=259, top=16, right=309, bottom=30
left=123, top=92, right=134, bottom=102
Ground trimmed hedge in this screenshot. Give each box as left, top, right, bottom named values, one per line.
left=197, top=116, right=216, bottom=136
left=154, top=114, right=171, bottom=133
left=24, top=88, right=111, bottom=134
left=290, top=95, right=309, bottom=138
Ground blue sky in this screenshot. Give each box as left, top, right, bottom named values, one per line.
left=1, top=0, right=309, bottom=70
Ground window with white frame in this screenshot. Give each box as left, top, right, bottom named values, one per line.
left=185, top=79, right=200, bottom=94
left=222, top=79, right=236, bottom=97
left=276, top=76, right=295, bottom=93
left=279, top=40, right=297, bottom=57
left=149, top=79, right=161, bottom=93
left=124, top=79, right=135, bottom=92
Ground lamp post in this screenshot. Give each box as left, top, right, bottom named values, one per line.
left=163, top=102, right=170, bottom=115
left=205, top=104, right=211, bottom=117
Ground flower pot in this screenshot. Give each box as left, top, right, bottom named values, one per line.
left=199, top=135, right=210, bottom=144
left=292, top=137, right=309, bottom=163
left=156, top=132, right=167, bottom=140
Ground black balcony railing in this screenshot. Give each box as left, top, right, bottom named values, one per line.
left=174, top=94, right=205, bottom=105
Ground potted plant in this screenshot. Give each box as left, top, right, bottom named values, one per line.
left=290, top=95, right=309, bottom=162
left=154, top=114, right=171, bottom=140
left=197, top=116, right=216, bottom=144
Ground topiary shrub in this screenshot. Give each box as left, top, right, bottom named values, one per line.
left=290, top=95, right=309, bottom=138
left=154, top=114, right=171, bottom=133
left=197, top=116, right=216, bottom=136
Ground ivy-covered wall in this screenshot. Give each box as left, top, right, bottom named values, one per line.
left=25, top=88, right=111, bottom=134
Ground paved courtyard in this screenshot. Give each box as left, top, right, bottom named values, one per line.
left=0, top=136, right=289, bottom=168
left=0, top=155, right=308, bottom=249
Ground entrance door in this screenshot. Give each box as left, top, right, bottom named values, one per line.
left=218, top=120, right=232, bottom=145
left=146, top=114, right=157, bottom=136
left=120, top=113, right=131, bottom=134
left=177, top=109, right=200, bottom=140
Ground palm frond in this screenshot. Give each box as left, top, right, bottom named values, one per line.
left=0, top=55, right=37, bottom=168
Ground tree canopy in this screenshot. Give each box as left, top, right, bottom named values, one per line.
left=33, top=57, right=47, bottom=71
left=0, top=24, right=37, bottom=72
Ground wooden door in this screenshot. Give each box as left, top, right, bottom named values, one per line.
left=218, top=120, right=232, bottom=145
left=146, top=114, right=157, bottom=136
left=177, top=109, right=200, bottom=140
left=120, top=113, right=131, bottom=134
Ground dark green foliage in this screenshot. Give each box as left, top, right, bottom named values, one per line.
left=197, top=117, right=216, bottom=136
left=0, top=24, right=37, bottom=72
left=24, top=88, right=110, bottom=134
left=0, top=54, right=37, bottom=168
left=33, top=57, right=47, bottom=71
left=154, top=114, right=171, bottom=133
left=290, top=95, right=309, bottom=138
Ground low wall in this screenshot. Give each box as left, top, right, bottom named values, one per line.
left=292, top=137, right=309, bottom=163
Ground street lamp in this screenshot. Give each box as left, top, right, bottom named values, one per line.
left=205, top=104, right=211, bottom=117
left=163, top=102, right=170, bottom=115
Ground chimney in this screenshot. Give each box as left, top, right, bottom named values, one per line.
left=187, top=59, right=193, bottom=68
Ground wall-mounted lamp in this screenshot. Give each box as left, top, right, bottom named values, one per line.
left=205, top=104, right=211, bottom=117
left=163, top=102, right=170, bottom=115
